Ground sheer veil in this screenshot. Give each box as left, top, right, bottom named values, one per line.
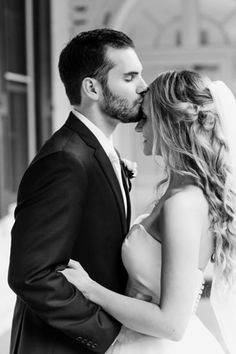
left=208, top=80, right=236, bottom=354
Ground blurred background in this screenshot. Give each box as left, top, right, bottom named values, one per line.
left=1, top=0, right=236, bottom=352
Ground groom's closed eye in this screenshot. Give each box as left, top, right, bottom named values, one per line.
left=124, top=72, right=138, bottom=82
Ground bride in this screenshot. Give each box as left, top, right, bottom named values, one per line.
left=60, top=70, right=236, bottom=354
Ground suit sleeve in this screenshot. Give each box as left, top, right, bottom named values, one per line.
left=8, top=150, right=120, bottom=353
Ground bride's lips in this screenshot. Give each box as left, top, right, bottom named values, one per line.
left=136, top=98, right=144, bottom=105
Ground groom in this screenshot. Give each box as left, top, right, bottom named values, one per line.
left=8, top=28, right=147, bottom=353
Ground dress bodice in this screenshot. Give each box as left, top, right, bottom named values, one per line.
left=106, top=221, right=225, bottom=354
left=122, top=222, right=204, bottom=311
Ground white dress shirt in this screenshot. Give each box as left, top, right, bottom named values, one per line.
left=72, top=109, right=127, bottom=214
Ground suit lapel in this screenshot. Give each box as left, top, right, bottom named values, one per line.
left=65, top=113, right=127, bottom=234
left=94, top=148, right=127, bottom=232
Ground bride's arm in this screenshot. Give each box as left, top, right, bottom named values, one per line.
left=61, top=191, right=208, bottom=341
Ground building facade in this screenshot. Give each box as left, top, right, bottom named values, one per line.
left=1, top=0, right=236, bottom=226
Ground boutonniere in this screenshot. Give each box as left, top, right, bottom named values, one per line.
left=121, top=158, right=138, bottom=180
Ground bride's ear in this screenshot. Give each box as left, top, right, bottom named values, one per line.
left=82, top=78, right=100, bottom=101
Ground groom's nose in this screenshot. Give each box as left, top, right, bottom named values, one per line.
left=137, top=77, right=148, bottom=95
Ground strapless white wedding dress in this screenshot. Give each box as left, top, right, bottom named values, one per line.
left=106, top=222, right=225, bottom=354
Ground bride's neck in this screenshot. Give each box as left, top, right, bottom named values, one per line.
left=167, top=172, right=197, bottom=193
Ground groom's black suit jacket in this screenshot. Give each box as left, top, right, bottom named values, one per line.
left=8, top=113, right=131, bottom=354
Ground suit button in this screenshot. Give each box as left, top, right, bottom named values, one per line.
left=91, top=343, right=98, bottom=349
left=76, top=336, right=82, bottom=341
left=81, top=338, right=88, bottom=344
left=87, top=340, right=92, bottom=346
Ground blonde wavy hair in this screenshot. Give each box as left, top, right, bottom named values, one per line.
left=148, top=70, right=236, bottom=284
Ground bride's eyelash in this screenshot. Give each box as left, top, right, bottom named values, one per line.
left=141, top=112, right=148, bottom=120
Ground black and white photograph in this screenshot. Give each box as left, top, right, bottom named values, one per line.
left=0, top=1, right=236, bottom=353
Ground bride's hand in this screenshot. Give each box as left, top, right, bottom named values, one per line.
left=59, top=259, right=92, bottom=299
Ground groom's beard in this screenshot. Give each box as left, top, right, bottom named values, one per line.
left=100, top=83, right=143, bottom=123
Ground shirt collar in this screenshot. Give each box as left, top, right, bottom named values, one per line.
left=72, top=109, right=114, bottom=157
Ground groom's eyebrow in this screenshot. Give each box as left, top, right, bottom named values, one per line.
left=124, top=71, right=139, bottom=76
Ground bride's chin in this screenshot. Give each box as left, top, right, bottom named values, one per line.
left=143, top=147, right=152, bottom=156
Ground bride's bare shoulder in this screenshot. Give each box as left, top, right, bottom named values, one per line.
left=162, top=185, right=209, bottom=220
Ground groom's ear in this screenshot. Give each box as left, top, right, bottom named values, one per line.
left=82, top=77, right=100, bottom=101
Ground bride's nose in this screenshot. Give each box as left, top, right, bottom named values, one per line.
left=135, top=120, right=144, bottom=132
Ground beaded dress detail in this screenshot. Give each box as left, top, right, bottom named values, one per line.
left=106, top=222, right=225, bottom=354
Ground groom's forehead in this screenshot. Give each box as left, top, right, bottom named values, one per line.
left=106, top=46, right=143, bottom=73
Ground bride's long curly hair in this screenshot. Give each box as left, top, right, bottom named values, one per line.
left=149, top=70, right=236, bottom=284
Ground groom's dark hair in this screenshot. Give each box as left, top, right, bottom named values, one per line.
left=58, top=28, right=135, bottom=105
